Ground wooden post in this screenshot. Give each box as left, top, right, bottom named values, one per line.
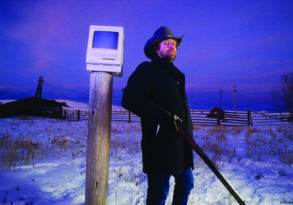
left=63, top=109, right=67, bottom=118
left=85, top=72, right=113, bottom=205
left=128, top=111, right=131, bottom=123
left=247, top=111, right=253, bottom=126
left=217, top=117, right=221, bottom=126
left=77, top=110, right=80, bottom=121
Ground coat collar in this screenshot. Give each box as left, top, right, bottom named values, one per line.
left=151, top=57, right=174, bottom=67
left=151, top=57, right=185, bottom=82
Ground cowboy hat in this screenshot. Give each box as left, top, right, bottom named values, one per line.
left=144, top=26, right=183, bottom=59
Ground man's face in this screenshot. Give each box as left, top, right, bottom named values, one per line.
left=156, top=38, right=177, bottom=61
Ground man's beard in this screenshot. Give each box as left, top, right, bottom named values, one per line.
left=157, top=49, right=177, bottom=61
left=166, top=50, right=176, bottom=61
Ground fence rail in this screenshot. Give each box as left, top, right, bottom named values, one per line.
left=62, top=107, right=292, bottom=126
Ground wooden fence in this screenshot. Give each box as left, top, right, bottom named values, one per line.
left=62, top=107, right=292, bottom=126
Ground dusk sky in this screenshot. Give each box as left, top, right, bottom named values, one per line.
left=1, top=0, right=293, bottom=111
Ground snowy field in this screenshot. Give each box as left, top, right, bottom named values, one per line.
left=0, top=101, right=292, bottom=205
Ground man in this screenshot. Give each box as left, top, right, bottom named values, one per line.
left=122, top=26, right=194, bottom=205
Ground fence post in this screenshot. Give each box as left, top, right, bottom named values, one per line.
left=247, top=111, right=253, bottom=126
left=63, top=109, right=67, bottom=118
left=217, top=117, right=221, bottom=126
left=77, top=110, right=80, bottom=121
left=128, top=111, right=131, bottom=123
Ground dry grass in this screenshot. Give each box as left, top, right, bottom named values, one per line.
left=51, top=136, right=69, bottom=151
left=192, top=124, right=202, bottom=131
left=110, top=140, right=128, bottom=150
left=197, top=125, right=292, bottom=166
left=230, top=127, right=242, bottom=135
left=245, top=127, right=260, bottom=138
left=279, top=152, right=293, bottom=166
left=201, top=140, right=224, bottom=163
left=277, top=126, right=293, bottom=140
left=0, top=132, right=76, bottom=170
left=198, top=127, right=237, bottom=166
left=245, top=126, right=292, bottom=164
left=207, top=126, right=225, bottom=136
left=111, top=122, right=141, bottom=134
left=0, top=133, right=41, bottom=170
left=110, top=137, right=140, bottom=155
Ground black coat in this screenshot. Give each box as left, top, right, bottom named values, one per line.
left=122, top=58, right=194, bottom=174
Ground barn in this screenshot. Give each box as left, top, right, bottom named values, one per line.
left=0, top=97, right=68, bottom=118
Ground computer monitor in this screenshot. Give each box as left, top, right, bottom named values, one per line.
left=86, top=25, right=124, bottom=74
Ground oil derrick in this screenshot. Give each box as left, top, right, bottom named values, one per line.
left=35, top=76, right=45, bottom=98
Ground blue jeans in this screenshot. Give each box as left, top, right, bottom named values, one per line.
left=146, top=168, right=194, bottom=205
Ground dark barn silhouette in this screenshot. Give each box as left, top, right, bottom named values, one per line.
left=0, top=97, right=67, bottom=118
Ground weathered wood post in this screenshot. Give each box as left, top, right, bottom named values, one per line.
left=86, top=72, right=113, bottom=205
left=217, top=117, right=221, bottom=126
left=77, top=110, right=80, bottom=121
left=128, top=111, right=131, bottom=123
left=247, top=111, right=253, bottom=126
left=63, top=108, right=67, bottom=119
left=85, top=25, right=124, bottom=205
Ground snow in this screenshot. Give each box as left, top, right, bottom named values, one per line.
left=0, top=100, right=292, bottom=205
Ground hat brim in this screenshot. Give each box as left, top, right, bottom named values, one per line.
left=144, top=35, right=183, bottom=59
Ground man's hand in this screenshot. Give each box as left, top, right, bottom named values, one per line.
left=173, top=114, right=183, bottom=133
left=162, top=111, right=183, bottom=133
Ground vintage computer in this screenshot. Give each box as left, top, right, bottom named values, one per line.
left=86, top=25, right=124, bottom=75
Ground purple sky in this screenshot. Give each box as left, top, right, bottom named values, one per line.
left=1, top=0, right=293, bottom=111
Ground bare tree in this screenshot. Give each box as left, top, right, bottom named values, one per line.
left=281, top=72, right=293, bottom=114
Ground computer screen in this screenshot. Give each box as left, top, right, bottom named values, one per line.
left=86, top=25, right=124, bottom=74
left=92, top=31, right=119, bottom=49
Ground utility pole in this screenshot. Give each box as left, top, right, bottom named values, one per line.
left=233, top=84, right=237, bottom=113
left=219, top=88, right=223, bottom=109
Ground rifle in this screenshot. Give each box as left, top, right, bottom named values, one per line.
left=172, top=114, right=246, bottom=205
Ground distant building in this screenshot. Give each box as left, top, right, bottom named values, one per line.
left=207, top=107, right=225, bottom=120
left=0, top=97, right=67, bottom=118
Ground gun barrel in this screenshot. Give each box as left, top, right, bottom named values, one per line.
left=181, top=129, right=246, bottom=205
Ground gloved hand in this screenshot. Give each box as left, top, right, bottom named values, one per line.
left=173, top=114, right=183, bottom=133
left=163, top=111, right=183, bottom=133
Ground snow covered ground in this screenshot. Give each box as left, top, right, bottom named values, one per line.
left=0, top=100, right=292, bottom=205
